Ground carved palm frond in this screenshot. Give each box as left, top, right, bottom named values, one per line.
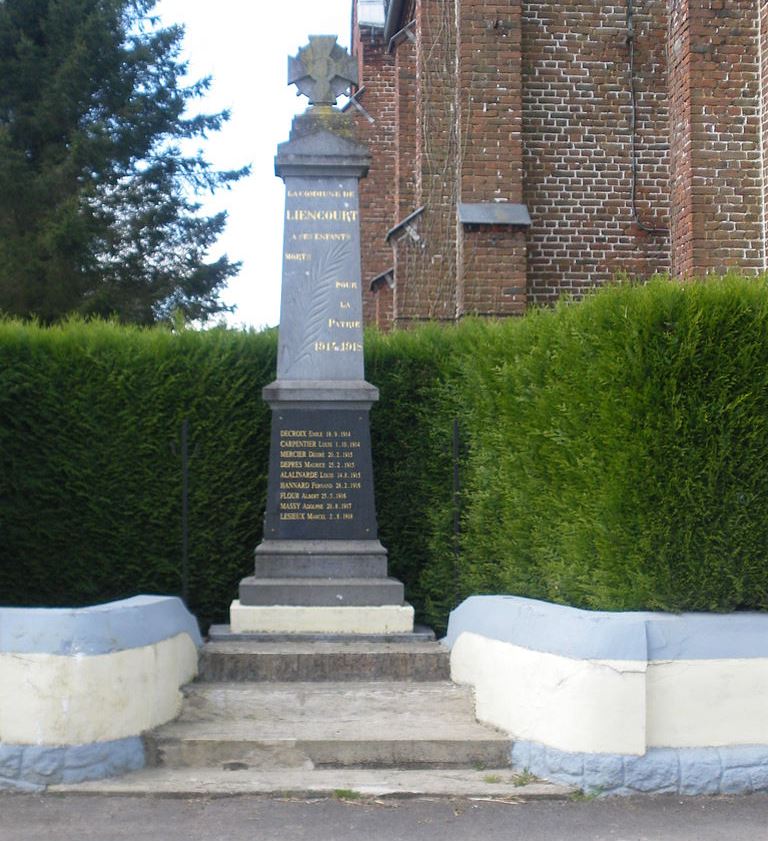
left=282, top=240, right=349, bottom=376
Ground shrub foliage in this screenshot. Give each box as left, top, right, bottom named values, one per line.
left=2, top=277, right=768, bottom=630
left=458, top=276, right=768, bottom=612
left=0, top=320, right=275, bottom=628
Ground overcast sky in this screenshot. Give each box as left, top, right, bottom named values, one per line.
left=153, top=1, right=353, bottom=329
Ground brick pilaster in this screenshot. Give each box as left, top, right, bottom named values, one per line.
left=668, top=0, right=764, bottom=277
left=457, top=0, right=527, bottom=316
left=395, top=0, right=460, bottom=323
left=392, top=4, right=419, bottom=325
left=352, top=20, right=397, bottom=327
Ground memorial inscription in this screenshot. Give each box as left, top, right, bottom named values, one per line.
left=264, top=408, right=377, bottom=541
left=279, top=177, right=365, bottom=381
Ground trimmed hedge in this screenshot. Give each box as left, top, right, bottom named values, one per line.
left=366, top=325, right=462, bottom=628
left=0, top=320, right=275, bottom=629
left=2, top=276, right=768, bottom=631
left=457, top=276, right=768, bottom=612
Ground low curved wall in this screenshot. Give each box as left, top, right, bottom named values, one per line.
left=0, top=596, right=201, bottom=791
left=446, top=596, right=768, bottom=795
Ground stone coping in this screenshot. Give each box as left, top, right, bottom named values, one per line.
left=0, top=595, right=202, bottom=656
left=444, top=595, right=768, bottom=661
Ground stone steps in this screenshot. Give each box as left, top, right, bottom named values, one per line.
left=140, top=637, right=515, bottom=793
left=146, top=680, right=509, bottom=770
left=198, top=640, right=450, bottom=682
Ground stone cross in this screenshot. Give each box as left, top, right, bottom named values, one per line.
left=288, top=36, right=358, bottom=106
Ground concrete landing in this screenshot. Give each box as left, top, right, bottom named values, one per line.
left=49, top=767, right=575, bottom=799
left=146, top=682, right=509, bottom=770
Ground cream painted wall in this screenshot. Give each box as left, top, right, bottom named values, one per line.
left=0, top=632, right=198, bottom=745
left=647, top=658, right=768, bottom=748
left=230, top=601, right=414, bottom=634
left=450, top=631, right=647, bottom=755
left=451, top=630, right=768, bottom=755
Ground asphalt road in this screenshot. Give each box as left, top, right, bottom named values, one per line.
left=2, top=794, right=768, bottom=841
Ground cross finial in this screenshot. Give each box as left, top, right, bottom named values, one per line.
left=288, top=36, right=358, bottom=107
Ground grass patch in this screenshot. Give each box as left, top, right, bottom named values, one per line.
left=512, top=770, right=539, bottom=787
left=332, top=789, right=362, bottom=801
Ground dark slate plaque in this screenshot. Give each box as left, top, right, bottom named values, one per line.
left=262, top=407, right=378, bottom=541
left=277, top=175, right=365, bottom=382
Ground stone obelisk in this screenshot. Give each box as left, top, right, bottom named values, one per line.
left=231, top=37, right=413, bottom=635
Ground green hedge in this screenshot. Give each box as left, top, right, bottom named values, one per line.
left=457, top=276, right=768, bottom=612
left=2, top=276, right=768, bottom=632
left=0, top=320, right=275, bottom=629
left=366, top=325, right=462, bottom=628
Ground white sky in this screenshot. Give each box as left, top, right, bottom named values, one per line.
left=153, top=1, right=353, bottom=330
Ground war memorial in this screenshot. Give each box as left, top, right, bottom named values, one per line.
left=2, top=34, right=768, bottom=802
left=229, top=35, right=413, bottom=636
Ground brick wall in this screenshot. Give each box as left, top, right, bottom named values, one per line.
left=352, top=17, right=397, bottom=325
left=391, top=1, right=422, bottom=324
left=668, top=0, right=765, bottom=277
left=457, top=0, right=528, bottom=316
left=461, top=226, right=528, bottom=314
left=668, top=0, right=694, bottom=276
left=352, top=0, right=768, bottom=328
left=522, top=0, right=670, bottom=306
left=761, top=0, right=768, bottom=270
left=404, top=0, right=460, bottom=322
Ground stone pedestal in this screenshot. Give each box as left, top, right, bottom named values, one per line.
left=232, top=106, right=412, bottom=635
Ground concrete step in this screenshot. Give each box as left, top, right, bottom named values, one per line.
left=208, top=624, right=436, bottom=644
left=50, top=767, right=575, bottom=799
left=146, top=682, right=509, bottom=771
left=198, top=641, right=451, bottom=682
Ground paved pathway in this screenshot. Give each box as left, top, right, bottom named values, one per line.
left=2, top=793, right=768, bottom=841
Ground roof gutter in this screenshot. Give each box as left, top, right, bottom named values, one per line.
left=383, top=0, right=407, bottom=44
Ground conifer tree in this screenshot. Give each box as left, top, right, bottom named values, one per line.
left=0, top=0, right=246, bottom=324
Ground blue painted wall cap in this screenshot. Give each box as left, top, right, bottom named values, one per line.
left=0, top=596, right=202, bottom=656
left=444, top=595, right=768, bottom=662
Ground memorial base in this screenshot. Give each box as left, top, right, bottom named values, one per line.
left=229, top=601, right=415, bottom=635
left=252, top=539, right=389, bottom=578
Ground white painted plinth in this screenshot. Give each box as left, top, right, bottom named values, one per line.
left=230, top=601, right=415, bottom=634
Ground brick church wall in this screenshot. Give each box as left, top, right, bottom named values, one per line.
left=352, top=0, right=768, bottom=329
left=668, top=0, right=765, bottom=277
left=352, top=9, right=397, bottom=325
left=457, top=0, right=528, bottom=316
left=396, top=0, right=461, bottom=323
left=760, top=0, right=768, bottom=270
left=522, top=0, right=670, bottom=306
left=390, top=19, right=419, bottom=324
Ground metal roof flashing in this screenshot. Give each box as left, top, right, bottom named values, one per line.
left=385, top=206, right=425, bottom=243
left=370, top=267, right=395, bottom=292
left=458, top=203, right=532, bottom=227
